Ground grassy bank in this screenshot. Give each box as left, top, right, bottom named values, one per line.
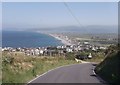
left=85, top=52, right=105, bottom=63
left=2, top=52, right=78, bottom=83
left=74, top=51, right=106, bottom=63
left=95, top=45, right=120, bottom=84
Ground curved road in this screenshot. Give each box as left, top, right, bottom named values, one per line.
left=29, top=63, right=106, bottom=83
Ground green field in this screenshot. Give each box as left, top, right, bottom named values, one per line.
left=2, top=52, right=78, bottom=83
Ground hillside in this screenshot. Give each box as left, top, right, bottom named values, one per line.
left=95, top=44, right=120, bottom=84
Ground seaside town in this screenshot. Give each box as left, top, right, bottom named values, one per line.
left=2, top=34, right=108, bottom=60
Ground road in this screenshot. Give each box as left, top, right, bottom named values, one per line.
left=29, top=63, right=106, bottom=83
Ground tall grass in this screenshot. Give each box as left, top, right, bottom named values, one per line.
left=2, top=52, right=78, bottom=83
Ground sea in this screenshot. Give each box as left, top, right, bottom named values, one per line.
left=2, top=31, right=63, bottom=48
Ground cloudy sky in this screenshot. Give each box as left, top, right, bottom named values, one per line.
left=2, top=2, right=118, bottom=30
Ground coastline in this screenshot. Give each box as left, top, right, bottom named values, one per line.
left=35, top=31, right=72, bottom=46
left=48, top=33, right=72, bottom=46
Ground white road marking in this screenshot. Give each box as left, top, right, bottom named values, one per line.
left=27, top=63, right=88, bottom=84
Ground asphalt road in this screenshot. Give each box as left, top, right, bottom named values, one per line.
left=29, top=63, right=106, bottom=83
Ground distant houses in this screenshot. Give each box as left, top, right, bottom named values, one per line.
left=25, top=48, right=45, bottom=56
left=2, top=40, right=107, bottom=59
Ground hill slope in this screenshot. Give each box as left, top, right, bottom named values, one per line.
left=95, top=45, right=120, bottom=84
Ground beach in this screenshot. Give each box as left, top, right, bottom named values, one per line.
left=49, top=33, right=72, bottom=46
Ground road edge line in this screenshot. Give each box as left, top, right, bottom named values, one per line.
left=27, top=63, right=88, bottom=84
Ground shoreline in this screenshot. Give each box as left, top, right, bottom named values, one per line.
left=36, top=31, right=72, bottom=46
left=36, top=31, right=72, bottom=45
left=48, top=33, right=72, bottom=46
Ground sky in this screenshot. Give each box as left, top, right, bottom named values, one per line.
left=2, top=2, right=118, bottom=30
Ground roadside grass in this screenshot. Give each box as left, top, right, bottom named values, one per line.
left=2, top=52, right=78, bottom=83
left=74, top=51, right=106, bottom=63
left=85, top=52, right=106, bottom=63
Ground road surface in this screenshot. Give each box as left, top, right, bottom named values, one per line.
left=29, top=63, right=106, bottom=83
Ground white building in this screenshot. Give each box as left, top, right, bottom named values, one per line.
left=99, top=46, right=107, bottom=50
left=92, top=47, right=96, bottom=51
left=66, top=48, right=73, bottom=52
left=39, top=50, right=44, bottom=55
left=34, top=49, right=39, bottom=56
